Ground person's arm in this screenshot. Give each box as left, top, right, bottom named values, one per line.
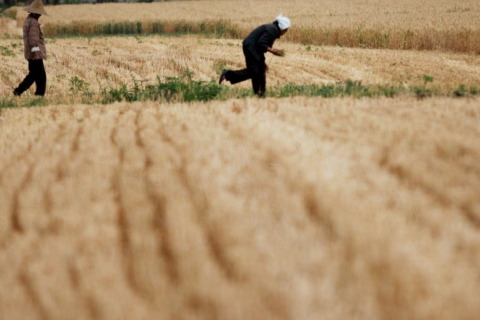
left=258, top=28, right=285, bottom=57
left=267, top=47, right=285, bottom=56
left=28, top=19, right=41, bottom=60
left=257, top=28, right=277, bottom=55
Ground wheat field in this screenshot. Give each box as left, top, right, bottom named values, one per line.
left=1, top=97, right=480, bottom=320
left=1, top=36, right=480, bottom=104
left=10, top=0, right=480, bottom=53
left=2, top=0, right=480, bottom=318
left=14, top=0, right=480, bottom=30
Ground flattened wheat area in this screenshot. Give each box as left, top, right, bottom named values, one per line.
left=1, top=1, right=480, bottom=320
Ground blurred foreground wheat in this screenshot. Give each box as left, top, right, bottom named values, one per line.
left=1, top=97, right=480, bottom=319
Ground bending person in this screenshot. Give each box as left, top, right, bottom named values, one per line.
left=219, top=14, right=291, bottom=97
left=13, top=0, right=49, bottom=97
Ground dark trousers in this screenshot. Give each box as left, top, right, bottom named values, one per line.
left=15, top=59, right=47, bottom=96
left=225, top=47, right=266, bottom=97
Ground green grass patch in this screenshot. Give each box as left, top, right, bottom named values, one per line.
left=1, top=97, right=48, bottom=109
left=2, top=72, right=479, bottom=110
left=0, top=45, right=15, bottom=56
left=269, top=81, right=403, bottom=98
left=26, top=98, right=48, bottom=107
left=0, top=98, right=16, bottom=109
left=100, top=70, right=223, bottom=104
left=98, top=74, right=480, bottom=104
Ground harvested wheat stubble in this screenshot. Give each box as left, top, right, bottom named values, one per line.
left=1, top=37, right=480, bottom=105
left=1, top=97, right=480, bottom=320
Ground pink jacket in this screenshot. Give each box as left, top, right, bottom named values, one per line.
left=23, top=15, right=47, bottom=60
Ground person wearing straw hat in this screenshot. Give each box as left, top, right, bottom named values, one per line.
left=13, top=0, right=49, bottom=97
left=218, top=14, right=291, bottom=97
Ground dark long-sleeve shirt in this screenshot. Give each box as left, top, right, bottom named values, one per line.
left=242, top=23, right=280, bottom=61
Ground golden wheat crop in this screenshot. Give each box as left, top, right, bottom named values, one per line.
left=0, top=17, right=7, bottom=30
left=15, top=0, right=480, bottom=30
left=1, top=97, right=480, bottom=319
left=2, top=1, right=480, bottom=319
left=11, top=0, right=480, bottom=53
left=1, top=36, right=480, bottom=104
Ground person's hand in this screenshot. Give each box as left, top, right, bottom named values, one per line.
left=33, top=52, right=39, bottom=60
left=267, top=47, right=285, bottom=57
left=274, top=49, right=285, bottom=57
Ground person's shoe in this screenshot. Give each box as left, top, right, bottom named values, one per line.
left=218, top=69, right=227, bottom=84
left=13, top=89, right=21, bottom=96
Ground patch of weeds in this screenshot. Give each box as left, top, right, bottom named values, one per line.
left=452, top=84, right=468, bottom=97
left=0, top=45, right=15, bottom=57
left=423, top=75, right=434, bottom=84
left=447, top=6, right=472, bottom=13
left=452, top=84, right=480, bottom=97
left=69, top=76, right=90, bottom=95
left=48, top=71, right=480, bottom=106
left=468, top=85, right=479, bottom=95
left=0, top=98, right=16, bottom=109
left=134, top=35, right=143, bottom=43
left=92, top=49, right=101, bottom=56
left=101, top=70, right=223, bottom=104
left=410, top=75, right=437, bottom=99
left=378, top=85, right=405, bottom=98
left=268, top=81, right=408, bottom=99
left=25, top=98, right=47, bottom=108
left=69, top=76, right=93, bottom=102
left=413, top=86, right=438, bottom=99
left=213, top=60, right=228, bottom=74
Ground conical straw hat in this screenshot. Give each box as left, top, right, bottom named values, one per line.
left=23, top=0, right=49, bottom=16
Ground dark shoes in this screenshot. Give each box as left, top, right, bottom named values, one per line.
left=12, top=89, right=44, bottom=97
left=218, top=69, right=228, bottom=84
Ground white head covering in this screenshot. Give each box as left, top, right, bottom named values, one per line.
left=275, top=14, right=291, bottom=30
